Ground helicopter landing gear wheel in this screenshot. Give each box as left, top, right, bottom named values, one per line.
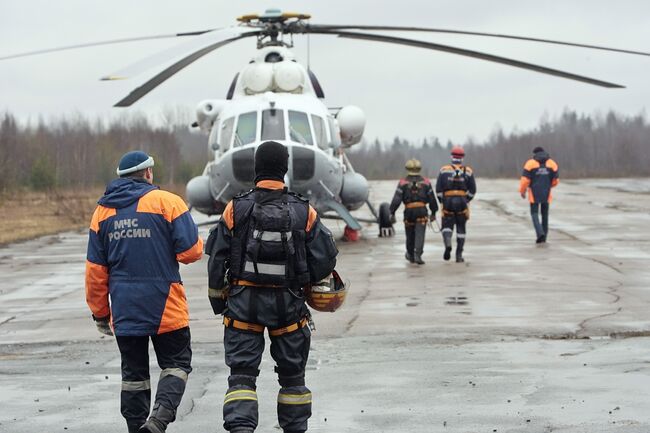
left=378, top=202, right=394, bottom=237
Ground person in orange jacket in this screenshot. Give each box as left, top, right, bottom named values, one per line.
left=85, top=150, right=203, bottom=433
left=519, top=147, right=559, bottom=243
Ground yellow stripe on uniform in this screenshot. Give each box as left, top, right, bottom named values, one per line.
left=278, top=392, right=312, bottom=405
left=224, top=389, right=258, bottom=405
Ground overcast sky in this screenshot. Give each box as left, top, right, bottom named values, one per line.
left=1, top=0, right=649, bottom=144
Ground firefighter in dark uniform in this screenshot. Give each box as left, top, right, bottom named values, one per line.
left=436, top=147, right=476, bottom=263
left=519, top=146, right=559, bottom=243
left=389, top=159, right=438, bottom=265
left=205, top=141, right=339, bottom=433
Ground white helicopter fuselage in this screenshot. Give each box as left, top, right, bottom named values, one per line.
left=186, top=46, right=370, bottom=219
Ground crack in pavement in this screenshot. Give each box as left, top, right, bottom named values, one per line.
left=344, top=271, right=372, bottom=335
left=574, top=281, right=624, bottom=338
left=0, top=316, right=16, bottom=326
left=179, top=370, right=216, bottom=420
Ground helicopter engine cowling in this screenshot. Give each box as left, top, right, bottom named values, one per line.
left=337, top=105, right=365, bottom=147
left=196, top=100, right=225, bottom=133
left=274, top=61, right=305, bottom=93
left=241, top=63, right=274, bottom=94
left=186, top=175, right=222, bottom=215
left=340, top=171, right=369, bottom=210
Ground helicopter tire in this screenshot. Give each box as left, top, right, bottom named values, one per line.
left=378, top=202, right=394, bottom=237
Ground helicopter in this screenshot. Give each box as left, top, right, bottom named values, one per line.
left=2, top=9, right=648, bottom=237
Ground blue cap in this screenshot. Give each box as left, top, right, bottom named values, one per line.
left=116, top=151, right=154, bottom=176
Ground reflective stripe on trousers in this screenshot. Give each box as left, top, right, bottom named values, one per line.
left=278, top=391, right=312, bottom=405
left=277, top=386, right=312, bottom=432
left=122, top=379, right=151, bottom=391
left=225, top=389, right=258, bottom=405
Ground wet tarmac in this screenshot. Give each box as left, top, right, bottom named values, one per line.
left=2, top=179, right=650, bottom=433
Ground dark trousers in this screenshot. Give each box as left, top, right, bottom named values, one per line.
left=116, top=327, right=192, bottom=429
left=530, top=202, right=549, bottom=238
left=441, top=213, right=467, bottom=257
left=405, top=221, right=427, bottom=256
left=223, top=287, right=312, bottom=433
left=403, top=207, right=428, bottom=257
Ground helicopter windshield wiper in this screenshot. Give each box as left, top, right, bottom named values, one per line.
left=289, top=125, right=309, bottom=145
left=234, top=132, right=244, bottom=147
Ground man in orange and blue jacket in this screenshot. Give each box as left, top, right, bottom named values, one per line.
left=519, top=146, right=559, bottom=243
left=85, top=150, right=203, bottom=433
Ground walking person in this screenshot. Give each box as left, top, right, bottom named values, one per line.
left=205, top=141, right=341, bottom=433
left=436, top=146, right=476, bottom=263
left=85, top=150, right=203, bottom=433
left=389, top=158, right=438, bottom=264
left=519, top=147, right=559, bottom=243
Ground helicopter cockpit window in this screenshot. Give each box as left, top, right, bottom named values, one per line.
left=261, top=109, right=285, bottom=141
left=311, top=115, right=328, bottom=149
left=220, top=117, right=235, bottom=151
left=327, top=116, right=341, bottom=148
left=234, top=111, right=257, bottom=146
left=288, top=111, right=314, bottom=146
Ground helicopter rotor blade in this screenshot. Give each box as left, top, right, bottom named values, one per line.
left=112, top=30, right=260, bottom=107
left=309, top=30, right=624, bottom=88
left=308, top=25, right=650, bottom=57
left=100, top=27, right=255, bottom=81
left=0, top=30, right=216, bottom=61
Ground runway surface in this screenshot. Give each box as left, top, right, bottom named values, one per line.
left=1, top=179, right=650, bottom=433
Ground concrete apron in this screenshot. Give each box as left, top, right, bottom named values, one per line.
left=1, top=179, right=650, bottom=432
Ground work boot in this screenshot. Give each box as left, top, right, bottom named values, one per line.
left=139, top=418, right=165, bottom=433
left=413, top=254, right=425, bottom=265
left=455, top=238, right=465, bottom=263
left=443, top=247, right=452, bottom=261
left=405, top=252, right=414, bottom=263
left=536, top=235, right=544, bottom=244
left=139, top=404, right=175, bottom=433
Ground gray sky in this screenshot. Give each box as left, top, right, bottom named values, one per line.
left=1, top=0, right=649, bottom=144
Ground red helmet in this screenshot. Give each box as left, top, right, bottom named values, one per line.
left=451, top=146, right=465, bottom=158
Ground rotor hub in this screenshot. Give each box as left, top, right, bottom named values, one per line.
left=238, top=9, right=311, bottom=48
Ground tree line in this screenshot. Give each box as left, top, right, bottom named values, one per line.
left=348, top=110, right=650, bottom=179
left=0, top=112, right=207, bottom=191
left=1, top=109, right=649, bottom=192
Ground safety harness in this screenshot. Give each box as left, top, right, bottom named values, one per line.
left=223, top=316, right=308, bottom=337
